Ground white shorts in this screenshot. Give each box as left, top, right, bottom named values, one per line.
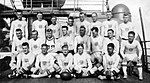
left=124, top=54, right=138, bottom=61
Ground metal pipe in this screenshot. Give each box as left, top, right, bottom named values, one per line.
left=26, top=0, right=27, bottom=8
left=30, top=0, right=33, bottom=13
left=139, top=7, right=148, bottom=71
left=74, top=0, right=75, bottom=12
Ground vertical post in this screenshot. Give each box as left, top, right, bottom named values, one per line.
left=102, top=0, right=104, bottom=13
left=139, top=7, right=148, bottom=71
left=52, top=0, right=54, bottom=10
left=74, top=0, right=76, bottom=12
left=30, top=0, right=33, bottom=13
left=26, top=0, right=27, bottom=8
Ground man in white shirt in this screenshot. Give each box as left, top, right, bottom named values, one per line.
left=119, top=13, right=136, bottom=41
left=98, top=43, right=120, bottom=80
left=31, top=44, right=55, bottom=78
left=45, top=29, right=56, bottom=53
left=67, top=17, right=76, bottom=39
left=121, top=31, right=143, bottom=80
left=29, top=30, right=44, bottom=55
left=75, top=12, right=90, bottom=36
left=103, top=29, right=119, bottom=54
left=54, top=45, right=74, bottom=78
left=10, top=10, right=28, bottom=42
left=8, top=42, right=35, bottom=78
left=74, top=26, right=90, bottom=53
left=90, top=12, right=103, bottom=36
left=102, top=11, right=119, bottom=39
left=48, top=16, right=62, bottom=39
left=32, top=12, right=48, bottom=42
left=56, top=26, right=74, bottom=51
left=74, top=43, right=92, bottom=78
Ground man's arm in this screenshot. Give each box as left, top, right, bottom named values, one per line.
left=10, top=21, right=15, bottom=41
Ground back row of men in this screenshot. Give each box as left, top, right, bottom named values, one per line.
left=8, top=10, right=143, bottom=80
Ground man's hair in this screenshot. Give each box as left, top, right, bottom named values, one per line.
left=62, top=26, right=68, bottom=30
left=107, top=43, right=114, bottom=49
left=91, top=27, right=99, bottom=32
left=80, top=26, right=86, bottom=30
left=22, top=42, right=29, bottom=48
left=62, top=44, right=68, bottom=49
left=128, top=31, right=135, bottom=36
left=79, top=12, right=86, bottom=16
left=51, top=15, right=57, bottom=20
left=16, top=29, right=22, bottom=32
left=32, top=30, right=38, bottom=35
left=123, top=13, right=130, bottom=17
left=91, top=12, right=98, bottom=16
left=106, top=11, right=112, bottom=14
left=37, top=11, right=43, bottom=15
left=46, top=28, right=53, bottom=33
left=77, top=43, right=84, bottom=51
left=107, top=29, right=114, bottom=33
left=41, top=43, right=48, bottom=48
left=15, top=10, right=22, bottom=14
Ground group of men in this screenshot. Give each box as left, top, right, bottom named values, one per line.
left=8, top=10, right=143, bottom=81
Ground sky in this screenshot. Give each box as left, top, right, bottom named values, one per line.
left=0, top=0, right=150, bottom=41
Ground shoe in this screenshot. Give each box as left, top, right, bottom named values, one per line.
left=55, top=74, right=60, bottom=79
left=139, top=76, right=143, bottom=81
left=8, top=74, right=17, bottom=79
left=31, top=74, right=47, bottom=78
left=98, top=75, right=106, bottom=80
left=111, top=76, right=114, bottom=80
left=48, top=75, right=52, bottom=78
left=123, top=75, right=127, bottom=79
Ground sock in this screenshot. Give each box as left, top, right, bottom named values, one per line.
left=138, top=67, right=142, bottom=77
left=122, top=66, right=127, bottom=76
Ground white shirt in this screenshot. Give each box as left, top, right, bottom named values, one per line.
left=32, top=20, right=48, bottom=41
left=10, top=19, right=28, bottom=40
left=90, top=21, right=103, bottom=36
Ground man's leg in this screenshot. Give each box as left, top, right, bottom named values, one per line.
left=122, top=58, right=128, bottom=79
left=136, top=60, right=143, bottom=80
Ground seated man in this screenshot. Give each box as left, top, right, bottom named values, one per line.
left=54, top=45, right=73, bottom=78
left=8, top=42, right=35, bottom=78
left=31, top=44, right=55, bottom=78
left=98, top=43, right=120, bottom=80
left=74, top=43, right=92, bottom=78
left=121, top=31, right=143, bottom=80
left=90, top=27, right=104, bottom=77
left=9, top=29, right=28, bottom=77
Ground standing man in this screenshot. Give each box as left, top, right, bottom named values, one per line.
left=74, top=26, right=91, bottom=53
left=32, top=12, right=48, bottom=42
left=119, top=13, right=136, bottom=41
left=75, top=12, right=90, bottom=36
left=10, top=10, right=28, bottom=42
left=102, top=11, right=119, bottom=39
left=90, top=12, right=103, bottom=36
left=121, top=31, right=143, bottom=80
left=48, top=16, right=62, bottom=39
left=29, top=30, right=44, bottom=55
left=67, top=17, right=76, bottom=39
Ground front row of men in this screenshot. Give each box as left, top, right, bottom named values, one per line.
left=8, top=30, right=143, bottom=80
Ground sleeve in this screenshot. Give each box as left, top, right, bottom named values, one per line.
left=115, top=22, right=119, bottom=40
left=87, top=22, right=91, bottom=36
left=73, top=54, right=78, bottom=67
left=74, top=37, right=78, bottom=53
left=35, top=55, right=40, bottom=68
left=87, top=54, right=92, bottom=70
left=25, top=22, right=28, bottom=39
left=56, top=54, right=63, bottom=69
left=11, top=41, right=16, bottom=53
left=67, top=53, right=73, bottom=68
left=10, top=21, right=15, bottom=41
left=112, top=55, right=120, bottom=68
left=16, top=54, right=22, bottom=69
left=58, top=24, right=62, bottom=38
left=120, top=41, right=125, bottom=58
left=115, top=40, right=120, bottom=54
left=137, top=41, right=142, bottom=59
left=48, top=55, right=55, bottom=69
left=100, top=23, right=104, bottom=36
left=102, top=55, right=106, bottom=70
left=86, top=37, right=91, bottom=52
left=32, top=22, right=35, bottom=31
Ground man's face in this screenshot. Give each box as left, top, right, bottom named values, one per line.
left=62, top=47, right=69, bottom=55
left=92, top=30, right=98, bottom=37
left=37, top=14, right=43, bottom=21
left=41, top=46, right=48, bottom=54
left=79, top=14, right=85, bottom=22
left=123, top=15, right=130, bottom=23
left=62, top=28, right=67, bottom=36
left=80, top=27, right=86, bottom=36
left=78, top=46, right=83, bottom=55
left=16, top=31, right=22, bottom=39
left=16, top=12, right=22, bottom=20
left=92, top=13, right=97, bottom=22
left=32, top=32, right=38, bottom=40
left=68, top=19, right=74, bottom=26
left=128, top=33, right=135, bottom=42
left=107, top=46, right=114, bottom=55
left=46, top=31, right=53, bottom=38
left=51, top=17, right=57, bottom=25
left=22, top=45, right=29, bottom=54
left=107, top=31, right=113, bottom=38
left=107, top=13, right=112, bottom=20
